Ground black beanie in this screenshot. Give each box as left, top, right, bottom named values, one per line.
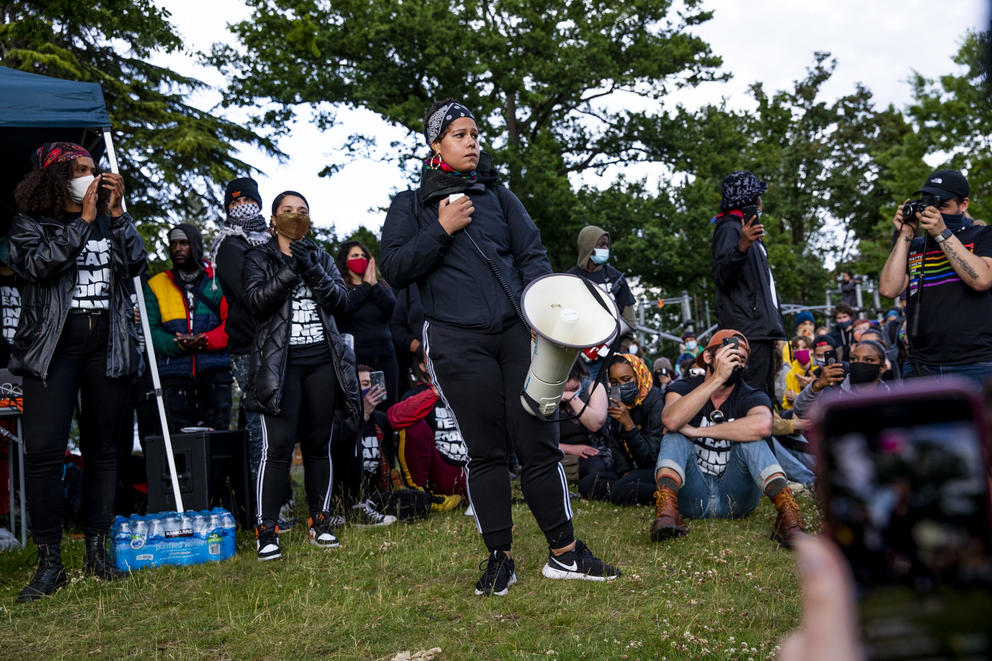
left=224, top=177, right=262, bottom=211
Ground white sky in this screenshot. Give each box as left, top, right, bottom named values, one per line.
left=153, top=0, right=989, bottom=235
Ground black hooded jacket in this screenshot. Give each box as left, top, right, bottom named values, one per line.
left=380, top=156, right=551, bottom=332
left=711, top=214, right=787, bottom=342
left=8, top=211, right=146, bottom=380
left=242, top=238, right=360, bottom=424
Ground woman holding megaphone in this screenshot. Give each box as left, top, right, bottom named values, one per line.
left=242, top=191, right=361, bottom=561
left=381, top=98, right=620, bottom=596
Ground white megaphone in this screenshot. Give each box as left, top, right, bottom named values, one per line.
left=520, top=273, right=621, bottom=418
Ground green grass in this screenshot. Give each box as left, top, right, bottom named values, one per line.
left=0, top=490, right=816, bottom=660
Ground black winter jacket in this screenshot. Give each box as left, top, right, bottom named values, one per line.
left=380, top=184, right=550, bottom=333
left=242, top=239, right=360, bottom=424
left=215, top=234, right=256, bottom=354
left=8, top=212, right=146, bottom=380
left=711, top=215, right=787, bottom=342
left=606, top=386, right=665, bottom=476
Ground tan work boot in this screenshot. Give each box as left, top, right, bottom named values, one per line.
left=650, top=486, right=688, bottom=542
left=771, top=487, right=805, bottom=548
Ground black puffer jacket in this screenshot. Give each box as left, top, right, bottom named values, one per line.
left=605, top=386, right=666, bottom=476
left=242, top=239, right=360, bottom=424
left=7, top=212, right=146, bottom=380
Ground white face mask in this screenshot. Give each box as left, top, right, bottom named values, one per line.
left=67, top=175, right=94, bottom=204
left=628, top=343, right=638, bottom=355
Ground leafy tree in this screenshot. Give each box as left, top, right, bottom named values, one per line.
left=0, top=0, right=280, bottom=258
left=209, top=0, right=725, bottom=271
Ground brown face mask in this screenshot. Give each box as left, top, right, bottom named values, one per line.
left=272, top=212, right=311, bottom=241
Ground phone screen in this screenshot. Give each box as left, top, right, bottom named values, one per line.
left=817, top=386, right=992, bottom=660
left=369, top=370, right=386, bottom=392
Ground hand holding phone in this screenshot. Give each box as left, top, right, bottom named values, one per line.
left=812, top=380, right=992, bottom=660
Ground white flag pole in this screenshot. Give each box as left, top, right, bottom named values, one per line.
left=103, top=127, right=184, bottom=512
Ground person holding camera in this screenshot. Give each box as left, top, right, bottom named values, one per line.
left=651, top=330, right=804, bottom=548
left=381, top=98, right=619, bottom=596
left=879, top=170, right=992, bottom=385
left=711, top=171, right=787, bottom=400
left=243, top=191, right=361, bottom=560
left=10, top=142, right=147, bottom=600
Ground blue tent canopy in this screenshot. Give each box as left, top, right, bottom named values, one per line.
left=0, top=66, right=110, bottom=128
left=0, top=66, right=113, bottom=227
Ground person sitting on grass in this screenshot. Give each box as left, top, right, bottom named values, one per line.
left=557, top=361, right=608, bottom=485
left=651, top=329, right=805, bottom=548
left=792, top=340, right=890, bottom=419
left=579, top=354, right=664, bottom=506
left=386, top=352, right=467, bottom=511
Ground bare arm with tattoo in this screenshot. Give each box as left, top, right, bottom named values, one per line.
left=918, top=206, right=992, bottom=291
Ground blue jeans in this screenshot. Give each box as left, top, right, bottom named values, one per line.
left=771, top=438, right=815, bottom=489
left=655, top=432, right=784, bottom=519
left=231, top=354, right=263, bottom=484
left=903, top=361, right=992, bottom=389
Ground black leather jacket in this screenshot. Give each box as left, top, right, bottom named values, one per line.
left=7, top=212, right=146, bottom=381
left=242, top=239, right=360, bottom=424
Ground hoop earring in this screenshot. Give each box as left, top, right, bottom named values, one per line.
left=429, top=152, right=442, bottom=170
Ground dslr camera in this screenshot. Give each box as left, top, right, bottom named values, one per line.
left=902, top=193, right=943, bottom=220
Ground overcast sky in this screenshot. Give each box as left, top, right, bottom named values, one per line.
left=155, top=0, right=990, bottom=235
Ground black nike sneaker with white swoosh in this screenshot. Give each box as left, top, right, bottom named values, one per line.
left=542, top=540, right=620, bottom=581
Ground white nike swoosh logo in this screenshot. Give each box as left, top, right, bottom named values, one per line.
left=556, top=560, right=578, bottom=571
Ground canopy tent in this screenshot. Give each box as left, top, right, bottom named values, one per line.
left=0, top=66, right=113, bottom=229
left=0, top=67, right=187, bottom=518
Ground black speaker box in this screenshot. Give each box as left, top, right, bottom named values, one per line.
left=145, top=430, right=253, bottom=529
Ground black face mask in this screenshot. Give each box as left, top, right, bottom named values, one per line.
left=849, top=362, right=881, bottom=385
left=724, top=366, right=744, bottom=386
left=619, top=382, right=640, bottom=405
left=836, top=319, right=851, bottom=329
left=941, top=212, right=966, bottom=232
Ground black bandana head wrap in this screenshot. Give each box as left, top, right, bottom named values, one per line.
left=424, top=102, right=476, bottom=146
left=719, top=170, right=768, bottom=211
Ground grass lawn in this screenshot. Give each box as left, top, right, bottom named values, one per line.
left=0, top=488, right=816, bottom=660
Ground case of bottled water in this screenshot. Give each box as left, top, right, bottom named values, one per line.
left=111, top=508, right=236, bottom=570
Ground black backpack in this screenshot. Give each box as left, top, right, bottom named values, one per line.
left=368, top=489, right=433, bottom=522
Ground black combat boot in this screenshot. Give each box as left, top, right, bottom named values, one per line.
left=84, top=533, right=127, bottom=580
left=17, top=542, right=68, bottom=602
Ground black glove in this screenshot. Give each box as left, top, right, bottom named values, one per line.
left=289, top=239, right=318, bottom=270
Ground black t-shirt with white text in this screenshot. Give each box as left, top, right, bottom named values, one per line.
left=905, top=223, right=992, bottom=365
left=287, top=278, right=331, bottom=365
left=566, top=264, right=636, bottom=310
left=667, top=374, right=771, bottom=477
left=0, top=272, right=21, bottom=342
left=71, top=218, right=112, bottom=310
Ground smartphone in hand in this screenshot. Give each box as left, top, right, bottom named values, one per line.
left=740, top=204, right=758, bottom=225
left=810, top=379, right=992, bottom=660
left=369, top=370, right=386, bottom=393
left=608, top=385, right=622, bottom=404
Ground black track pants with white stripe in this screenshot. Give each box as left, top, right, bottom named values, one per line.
left=256, top=361, right=337, bottom=524
left=424, top=319, right=574, bottom=551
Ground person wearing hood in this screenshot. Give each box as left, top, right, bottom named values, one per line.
left=214, top=177, right=269, bottom=485
left=566, top=225, right=638, bottom=379
left=793, top=340, right=890, bottom=419
left=879, top=170, right=992, bottom=386
left=144, top=224, right=232, bottom=431
left=826, top=302, right=855, bottom=361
